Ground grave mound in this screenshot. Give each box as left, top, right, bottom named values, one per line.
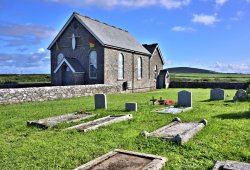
left=74, top=149, right=167, bottom=170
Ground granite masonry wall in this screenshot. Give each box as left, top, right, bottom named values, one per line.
left=0, top=84, right=122, bottom=104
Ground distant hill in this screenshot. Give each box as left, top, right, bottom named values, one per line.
left=167, top=67, right=218, bottom=74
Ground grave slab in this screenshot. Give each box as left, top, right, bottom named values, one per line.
left=66, top=114, right=132, bottom=132
left=210, top=88, right=225, bottom=100
left=142, top=118, right=207, bottom=145
left=213, top=160, right=250, bottom=170
left=74, top=149, right=167, bottom=170
left=95, top=94, right=107, bottom=109
left=125, top=102, right=137, bottom=112
left=178, top=90, right=192, bottom=107
left=27, top=112, right=95, bottom=129
left=153, top=106, right=192, bottom=114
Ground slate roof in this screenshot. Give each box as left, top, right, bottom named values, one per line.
left=48, top=12, right=151, bottom=56
left=143, top=43, right=165, bottom=65
left=143, top=43, right=158, bottom=54
left=54, top=57, right=84, bottom=73
left=65, top=57, right=84, bottom=72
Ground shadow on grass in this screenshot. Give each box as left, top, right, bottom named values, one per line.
left=214, top=111, right=250, bottom=120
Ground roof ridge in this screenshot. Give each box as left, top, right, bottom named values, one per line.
left=75, top=12, right=128, bottom=33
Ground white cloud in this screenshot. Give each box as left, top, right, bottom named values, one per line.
left=46, top=0, right=191, bottom=9
left=37, top=48, right=46, bottom=54
left=171, top=26, right=195, bottom=32
left=192, top=13, right=220, bottom=25
left=211, top=61, right=250, bottom=74
left=215, top=0, right=228, bottom=6
left=0, top=23, right=56, bottom=47
left=0, top=48, right=50, bottom=74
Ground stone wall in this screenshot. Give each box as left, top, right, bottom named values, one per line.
left=0, top=84, right=121, bottom=105
left=50, top=18, right=104, bottom=86
left=104, top=48, right=155, bottom=92
left=170, top=81, right=250, bottom=89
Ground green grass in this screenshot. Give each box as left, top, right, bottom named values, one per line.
left=170, top=73, right=250, bottom=82
left=0, top=74, right=50, bottom=84
left=0, top=88, right=249, bottom=169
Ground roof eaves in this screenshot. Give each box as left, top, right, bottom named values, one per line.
left=104, top=44, right=151, bottom=56
left=48, top=13, right=75, bottom=50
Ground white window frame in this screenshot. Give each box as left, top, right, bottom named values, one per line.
left=57, top=53, right=64, bottom=65
left=154, top=65, right=158, bottom=79
left=118, top=53, right=124, bottom=80
left=138, top=57, right=142, bottom=80
left=89, top=51, right=97, bottom=79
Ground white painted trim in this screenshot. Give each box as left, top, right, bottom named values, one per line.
left=48, top=13, right=104, bottom=50
left=89, top=50, right=97, bottom=79
left=53, top=58, right=76, bottom=73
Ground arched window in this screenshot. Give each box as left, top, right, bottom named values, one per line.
left=154, top=65, right=158, bottom=79
left=118, top=53, right=124, bottom=80
left=138, top=57, right=142, bottom=80
left=89, top=51, right=97, bottom=79
left=57, top=53, right=64, bottom=65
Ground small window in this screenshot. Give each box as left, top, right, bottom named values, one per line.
left=89, top=51, right=97, bottom=79
left=118, top=53, right=124, bottom=80
left=138, top=57, right=142, bottom=80
left=154, top=65, right=158, bottom=79
left=57, top=53, right=64, bottom=65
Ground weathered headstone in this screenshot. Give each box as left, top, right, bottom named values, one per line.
left=178, top=90, right=192, bottom=107
left=125, top=102, right=137, bottom=112
left=213, top=160, right=250, bottom=170
left=233, top=89, right=247, bottom=101
left=210, top=88, right=225, bottom=100
left=95, top=94, right=107, bottom=109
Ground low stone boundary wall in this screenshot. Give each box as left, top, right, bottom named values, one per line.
left=169, top=81, right=249, bottom=89
left=0, top=84, right=122, bottom=104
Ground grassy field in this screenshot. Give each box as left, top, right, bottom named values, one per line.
left=170, top=73, right=250, bottom=82
left=0, top=88, right=249, bottom=169
left=0, top=74, right=50, bottom=84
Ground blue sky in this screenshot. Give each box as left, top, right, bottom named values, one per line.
left=0, top=0, right=250, bottom=74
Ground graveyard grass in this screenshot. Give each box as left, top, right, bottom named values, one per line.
left=0, top=88, right=249, bottom=169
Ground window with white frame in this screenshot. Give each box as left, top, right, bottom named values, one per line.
left=89, top=51, right=97, bottom=79
left=57, top=53, right=64, bottom=65
left=138, top=57, right=142, bottom=80
left=154, top=65, right=158, bottom=79
left=118, top=53, right=124, bottom=80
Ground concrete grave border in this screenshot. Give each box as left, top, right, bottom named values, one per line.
left=66, top=114, right=132, bottom=132
left=213, top=160, right=250, bottom=170
left=142, top=118, right=207, bottom=145
left=74, top=149, right=167, bottom=170
left=27, top=112, right=95, bottom=129
left=153, top=106, right=192, bottom=114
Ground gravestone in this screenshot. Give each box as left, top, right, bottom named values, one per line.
left=210, top=88, right=225, bottom=100
left=95, top=94, right=107, bottom=109
left=178, top=90, right=192, bottom=107
left=125, top=102, right=137, bottom=112
left=233, top=89, right=247, bottom=101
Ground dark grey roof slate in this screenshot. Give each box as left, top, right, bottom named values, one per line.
left=75, top=13, right=151, bottom=55
left=65, top=57, right=84, bottom=72
left=142, top=43, right=158, bottom=54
